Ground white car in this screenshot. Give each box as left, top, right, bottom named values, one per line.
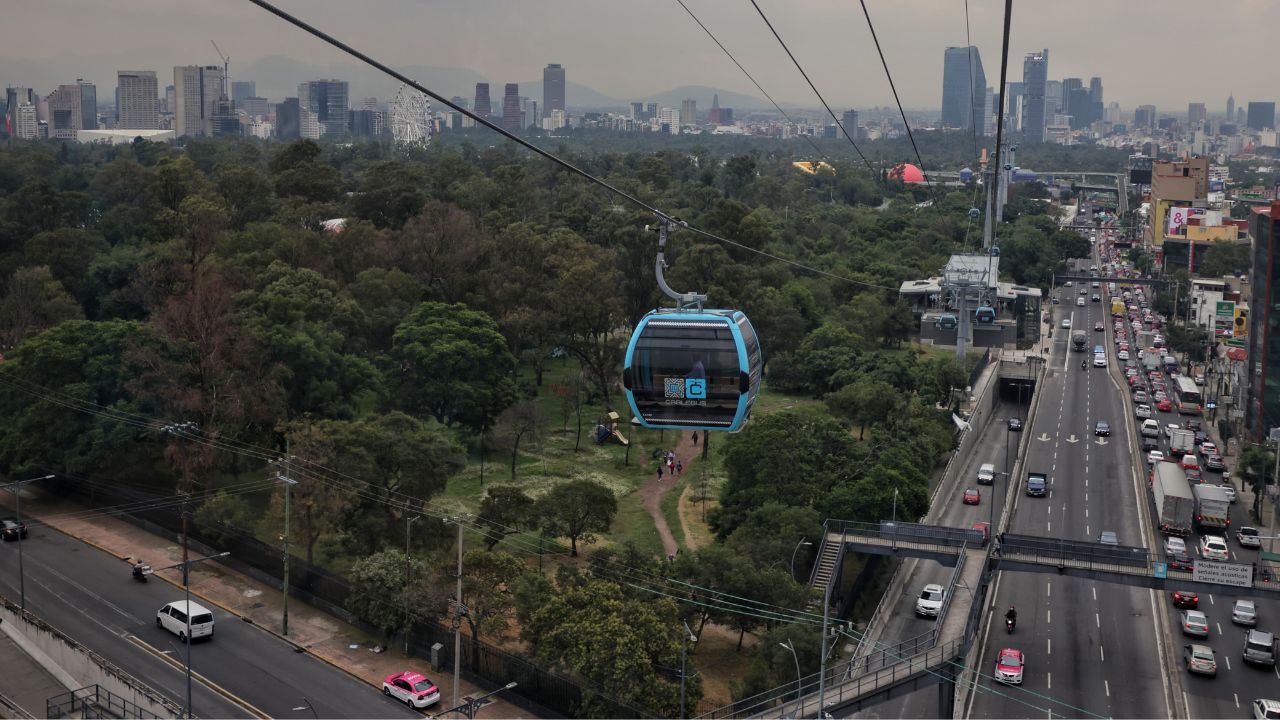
left=1093, top=354, right=1107, bottom=368
left=1200, top=442, right=1218, bottom=456
left=1217, top=484, right=1237, bottom=503
left=1165, top=537, right=1187, bottom=556
left=382, top=671, right=441, bottom=708
left=1118, top=350, right=1130, bottom=361
left=916, top=584, right=945, bottom=618
left=1076, top=298, right=1086, bottom=307
left=1147, top=450, right=1165, bottom=465
left=1199, top=535, right=1230, bottom=561
left=1253, top=699, right=1280, bottom=720
left=1135, top=404, right=1153, bottom=420
left=1062, top=318, right=1072, bottom=328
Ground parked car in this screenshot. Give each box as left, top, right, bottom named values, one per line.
left=0, top=518, right=27, bottom=541
left=382, top=671, right=441, bottom=708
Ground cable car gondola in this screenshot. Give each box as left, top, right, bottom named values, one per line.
left=623, top=220, right=762, bottom=433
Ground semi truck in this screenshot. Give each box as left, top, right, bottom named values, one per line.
left=1072, top=332, right=1088, bottom=352
left=1192, top=484, right=1231, bottom=532
left=1151, top=462, right=1194, bottom=536
left=1168, top=428, right=1196, bottom=457
left=1111, top=299, right=1126, bottom=317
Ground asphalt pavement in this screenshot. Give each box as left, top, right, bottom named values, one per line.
left=966, top=253, right=1172, bottom=719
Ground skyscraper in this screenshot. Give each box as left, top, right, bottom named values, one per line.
left=298, top=79, right=349, bottom=136
left=116, top=71, right=159, bottom=129
left=474, top=83, right=491, bottom=118
left=502, top=83, right=520, bottom=131
left=1045, top=80, right=1062, bottom=116
left=940, top=46, right=987, bottom=132
left=1021, top=49, right=1049, bottom=142
left=46, top=84, right=83, bottom=139
left=174, top=65, right=225, bottom=137
left=276, top=97, right=300, bottom=139
left=231, top=81, right=256, bottom=108
left=646, top=102, right=658, bottom=121
left=5, top=87, right=36, bottom=139
left=841, top=109, right=859, bottom=135
left=1247, top=102, right=1276, bottom=131
left=680, top=99, right=697, bottom=126
left=1187, top=103, right=1207, bottom=127
left=708, top=93, right=721, bottom=125
left=542, top=64, right=564, bottom=118
left=1226, top=93, right=1235, bottom=120
left=630, top=102, right=644, bottom=120
left=1003, top=81, right=1023, bottom=131
left=1088, top=77, right=1104, bottom=126
left=78, top=79, right=97, bottom=130
left=1134, top=105, right=1157, bottom=127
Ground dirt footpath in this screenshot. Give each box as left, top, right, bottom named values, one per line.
left=638, top=431, right=703, bottom=557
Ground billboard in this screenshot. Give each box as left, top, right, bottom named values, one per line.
left=1167, top=206, right=1190, bottom=234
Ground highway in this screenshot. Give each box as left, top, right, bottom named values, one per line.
left=0, top=524, right=423, bottom=719
left=849, top=395, right=1027, bottom=720
left=965, top=251, right=1172, bottom=719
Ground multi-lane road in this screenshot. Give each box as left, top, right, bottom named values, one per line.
left=0, top=524, right=422, bottom=719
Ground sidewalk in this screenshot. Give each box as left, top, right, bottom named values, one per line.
left=0, top=488, right=531, bottom=719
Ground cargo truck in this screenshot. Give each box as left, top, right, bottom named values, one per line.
left=1072, top=332, right=1088, bottom=352
left=1111, top=299, right=1126, bottom=317
left=1168, top=428, right=1196, bottom=457
left=1151, top=462, right=1194, bottom=536
left=1191, top=484, right=1231, bottom=532
left=1143, top=352, right=1161, bottom=371
left=1026, top=471, right=1048, bottom=497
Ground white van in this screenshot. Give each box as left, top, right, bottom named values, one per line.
left=1140, top=419, right=1160, bottom=438
left=977, top=463, right=995, bottom=485
left=157, top=600, right=215, bottom=641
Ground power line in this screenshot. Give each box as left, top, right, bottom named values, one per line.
left=673, top=0, right=834, bottom=167
left=855, top=0, right=938, bottom=201
left=746, top=0, right=878, bottom=178
left=243, top=0, right=895, bottom=294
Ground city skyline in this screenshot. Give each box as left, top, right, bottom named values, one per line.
left=6, top=0, right=1280, bottom=112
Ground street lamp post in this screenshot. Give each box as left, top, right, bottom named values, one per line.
left=156, top=551, right=229, bottom=719
left=790, top=538, right=813, bottom=582
left=0, top=474, right=55, bottom=611
left=679, top=621, right=698, bottom=718
left=779, top=639, right=801, bottom=702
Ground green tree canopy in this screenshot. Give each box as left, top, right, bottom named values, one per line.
left=535, top=479, right=618, bottom=556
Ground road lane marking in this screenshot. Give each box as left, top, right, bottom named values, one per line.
left=1216, top=622, right=1222, bottom=636
left=1225, top=656, right=1231, bottom=671
left=1047, top=609, right=1051, bottom=624
left=1105, top=680, right=1110, bottom=697
left=1047, top=581, right=1051, bottom=598
left=126, top=634, right=268, bottom=719
left=1047, top=672, right=1051, bottom=689
left=1047, top=638, right=1051, bottom=655
left=1235, top=694, right=1240, bottom=709
left=1096, top=613, right=1100, bottom=627
left=1100, top=645, right=1105, bottom=661
left=1093, top=586, right=1097, bottom=601
left=1208, top=594, right=1214, bottom=605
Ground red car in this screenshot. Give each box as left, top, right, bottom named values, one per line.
left=1157, top=398, right=1173, bottom=412
left=994, top=647, right=1024, bottom=684
left=1171, top=590, right=1199, bottom=609
left=971, top=522, right=991, bottom=546
left=382, top=671, right=441, bottom=708
left=963, top=488, right=981, bottom=505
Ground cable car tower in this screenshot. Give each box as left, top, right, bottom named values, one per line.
left=390, top=84, right=432, bottom=148
left=623, top=219, right=762, bottom=433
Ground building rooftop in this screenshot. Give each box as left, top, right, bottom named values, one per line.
left=943, top=254, right=999, bottom=288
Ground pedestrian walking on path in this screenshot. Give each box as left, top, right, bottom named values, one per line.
left=657, top=465, right=664, bottom=481
left=676, top=461, right=683, bottom=476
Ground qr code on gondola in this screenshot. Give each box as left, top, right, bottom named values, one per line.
left=664, top=378, right=685, bottom=398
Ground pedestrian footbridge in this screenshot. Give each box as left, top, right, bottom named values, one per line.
left=700, top=520, right=1277, bottom=719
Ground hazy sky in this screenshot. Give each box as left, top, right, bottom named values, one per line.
left=6, top=0, right=1276, bottom=111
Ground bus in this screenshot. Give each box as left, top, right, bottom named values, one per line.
left=1174, top=376, right=1203, bottom=415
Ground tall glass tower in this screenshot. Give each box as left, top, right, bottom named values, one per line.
left=940, top=46, right=987, bottom=132
left=1021, top=49, right=1049, bottom=142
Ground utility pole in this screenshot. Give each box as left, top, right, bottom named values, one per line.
left=162, top=422, right=198, bottom=586
left=276, top=470, right=297, bottom=636
left=405, top=512, right=420, bottom=654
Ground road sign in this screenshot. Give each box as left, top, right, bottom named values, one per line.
left=1193, top=559, right=1253, bottom=588
left=1153, top=562, right=1167, bottom=579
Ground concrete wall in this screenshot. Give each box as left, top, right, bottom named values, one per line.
left=0, top=598, right=180, bottom=718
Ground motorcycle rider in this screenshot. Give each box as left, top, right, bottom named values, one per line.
left=1081, top=359, right=1087, bottom=370
left=1005, top=605, right=1017, bottom=628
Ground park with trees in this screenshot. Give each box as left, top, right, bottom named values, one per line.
left=0, top=130, right=1118, bottom=714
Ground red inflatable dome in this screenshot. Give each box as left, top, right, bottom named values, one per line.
left=889, top=163, right=926, bottom=184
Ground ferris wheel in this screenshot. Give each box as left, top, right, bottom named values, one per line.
left=390, top=85, right=432, bottom=147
